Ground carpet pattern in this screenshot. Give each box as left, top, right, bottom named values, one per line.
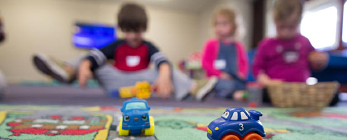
left=0, top=105, right=346, bottom=140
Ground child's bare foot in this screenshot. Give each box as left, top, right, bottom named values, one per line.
left=33, top=53, right=75, bottom=83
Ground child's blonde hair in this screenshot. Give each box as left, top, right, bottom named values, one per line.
left=273, top=0, right=303, bottom=23
left=212, top=7, right=238, bottom=36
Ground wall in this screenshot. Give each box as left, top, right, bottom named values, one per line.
left=197, top=0, right=254, bottom=49
left=264, top=0, right=341, bottom=39
left=0, top=0, right=199, bottom=82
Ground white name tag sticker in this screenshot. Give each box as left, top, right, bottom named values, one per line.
left=126, top=56, right=140, bottom=67
left=214, top=59, right=226, bottom=70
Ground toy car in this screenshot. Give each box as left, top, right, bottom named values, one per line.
left=118, top=97, right=155, bottom=136
left=207, top=107, right=266, bottom=140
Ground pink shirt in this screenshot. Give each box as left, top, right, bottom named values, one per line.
left=201, top=39, right=248, bottom=79
left=253, top=34, right=315, bottom=82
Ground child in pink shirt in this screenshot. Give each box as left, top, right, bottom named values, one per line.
left=198, top=7, right=248, bottom=101
left=253, top=0, right=336, bottom=104
left=253, top=0, right=328, bottom=85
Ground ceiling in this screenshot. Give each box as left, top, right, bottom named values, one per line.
left=97, top=0, right=217, bottom=13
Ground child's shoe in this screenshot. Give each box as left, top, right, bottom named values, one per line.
left=33, top=53, right=72, bottom=83
left=194, top=76, right=218, bottom=101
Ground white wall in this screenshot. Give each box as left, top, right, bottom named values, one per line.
left=0, top=0, right=253, bottom=82
left=197, top=0, right=254, bottom=49
left=0, top=0, right=199, bottom=82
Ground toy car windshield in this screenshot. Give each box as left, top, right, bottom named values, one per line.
left=125, top=102, right=147, bottom=110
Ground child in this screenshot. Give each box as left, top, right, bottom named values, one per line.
left=0, top=15, right=6, bottom=100
left=199, top=7, right=248, bottom=101
left=253, top=0, right=336, bottom=104
left=33, top=3, right=208, bottom=100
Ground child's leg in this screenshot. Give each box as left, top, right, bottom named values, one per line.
left=33, top=53, right=144, bottom=94
left=232, top=80, right=247, bottom=100
left=214, top=79, right=236, bottom=98
left=93, top=65, right=153, bottom=92
left=94, top=67, right=194, bottom=100
left=214, top=79, right=246, bottom=100
left=171, top=69, right=195, bottom=100
left=33, top=53, right=86, bottom=83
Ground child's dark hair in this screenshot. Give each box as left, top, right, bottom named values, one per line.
left=118, top=3, right=148, bottom=32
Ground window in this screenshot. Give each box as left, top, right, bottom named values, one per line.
left=301, top=6, right=339, bottom=50
left=265, top=0, right=346, bottom=51
left=230, top=112, right=238, bottom=120
left=240, top=112, right=249, bottom=120
left=246, top=111, right=250, bottom=116
left=221, top=111, right=229, bottom=119
left=125, top=102, right=147, bottom=110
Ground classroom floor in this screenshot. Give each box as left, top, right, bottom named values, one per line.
left=1, top=103, right=347, bottom=140
left=1, top=84, right=347, bottom=140
left=1, top=84, right=347, bottom=107
left=0, top=84, right=262, bottom=107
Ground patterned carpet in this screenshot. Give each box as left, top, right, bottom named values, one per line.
left=0, top=105, right=347, bottom=140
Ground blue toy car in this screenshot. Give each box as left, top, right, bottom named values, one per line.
left=118, top=97, right=155, bottom=136
left=207, top=107, right=266, bottom=140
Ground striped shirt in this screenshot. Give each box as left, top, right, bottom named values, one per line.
left=86, top=39, right=169, bottom=71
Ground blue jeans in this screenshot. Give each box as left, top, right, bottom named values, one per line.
left=214, top=79, right=246, bottom=99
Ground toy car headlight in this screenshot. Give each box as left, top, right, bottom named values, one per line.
left=207, top=127, right=212, bottom=135
left=124, top=116, right=130, bottom=121
left=142, top=115, right=148, bottom=121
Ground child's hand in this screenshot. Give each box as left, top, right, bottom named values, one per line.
left=309, top=51, right=329, bottom=70
left=153, top=63, right=173, bottom=99
left=257, top=72, right=282, bottom=86
left=238, top=72, right=246, bottom=80
left=78, top=60, right=93, bottom=88
left=153, top=76, right=173, bottom=99
left=220, top=72, right=233, bottom=80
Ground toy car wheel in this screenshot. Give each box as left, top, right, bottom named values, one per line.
left=221, top=134, right=240, bottom=140
left=144, top=116, right=155, bottom=136
left=243, top=132, right=263, bottom=140
left=118, top=117, right=130, bottom=136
